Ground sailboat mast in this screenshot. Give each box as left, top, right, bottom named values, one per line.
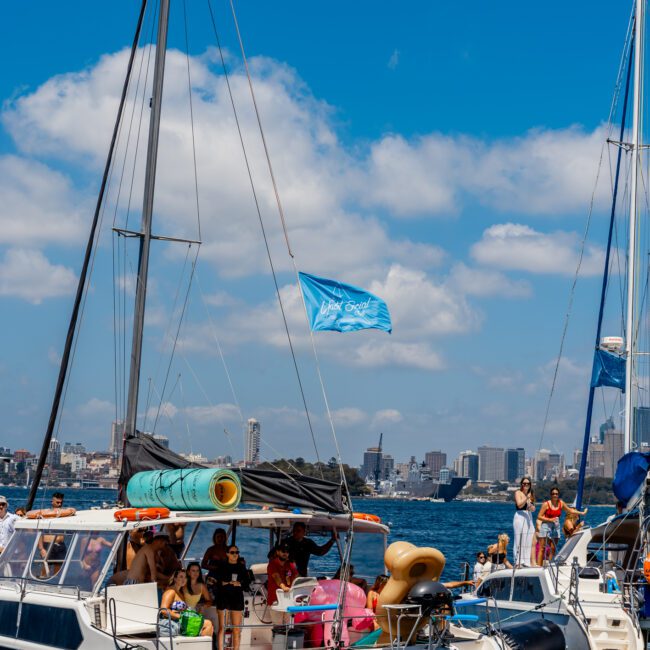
left=624, top=0, right=644, bottom=453
left=124, top=0, right=170, bottom=441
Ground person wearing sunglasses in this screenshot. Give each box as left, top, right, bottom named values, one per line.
left=215, top=545, right=249, bottom=650
left=0, top=496, right=17, bottom=554
left=513, top=477, right=536, bottom=567
left=472, top=551, right=490, bottom=584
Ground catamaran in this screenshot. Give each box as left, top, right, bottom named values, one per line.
left=459, top=2, right=650, bottom=649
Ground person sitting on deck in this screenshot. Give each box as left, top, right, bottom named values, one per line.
left=160, top=568, right=214, bottom=638
left=563, top=512, right=584, bottom=538
left=125, top=534, right=170, bottom=585
left=473, top=551, right=490, bottom=584
left=487, top=534, right=513, bottom=570
left=267, top=542, right=298, bottom=623
left=283, top=522, right=337, bottom=577
left=333, top=563, right=368, bottom=592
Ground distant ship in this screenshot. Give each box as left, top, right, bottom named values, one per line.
left=394, top=476, right=469, bottom=502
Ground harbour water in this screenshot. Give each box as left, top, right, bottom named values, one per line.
left=2, top=487, right=615, bottom=581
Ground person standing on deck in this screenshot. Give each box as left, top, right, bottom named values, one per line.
left=513, top=477, right=535, bottom=567
left=283, top=522, right=337, bottom=576
left=0, top=496, right=17, bottom=554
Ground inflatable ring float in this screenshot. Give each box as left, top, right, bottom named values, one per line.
left=25, top=507, right=76, bottom=519
left=352, top=512, right=381, bottom=523
left=114, top=507, right=170, bottom=522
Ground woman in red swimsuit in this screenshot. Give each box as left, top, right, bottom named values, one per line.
left=536, top=487, right=587, bottom=565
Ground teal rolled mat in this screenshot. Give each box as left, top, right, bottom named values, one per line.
left=127, top=468, right=242, bottom=511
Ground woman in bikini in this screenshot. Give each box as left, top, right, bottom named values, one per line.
left=367, top=574, right=388, bottom=629
left=160, top=568, right=214, bottom=638
left=536, top=487, right=587, bottom=565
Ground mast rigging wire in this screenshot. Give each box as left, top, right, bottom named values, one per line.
left=536, top=11, right=634, bottom=456
left=26, top=0, right=149, bottom=511
left=206, top=0, right=324, bottom=478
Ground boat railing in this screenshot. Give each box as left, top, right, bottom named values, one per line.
left=568, top=557, right=588, bottom=628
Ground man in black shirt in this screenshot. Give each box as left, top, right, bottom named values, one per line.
left=283, top=522, right=337, bottom=576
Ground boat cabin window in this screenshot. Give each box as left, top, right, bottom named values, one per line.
left=0, top=529, right=39, bottom=579
left=476, top=576, right=510, bottom=601
left=0, top=529, right=121, bottom=593
left=511, top=576, right=544, bottom=604
left=29, top=532, right=74, bottom=581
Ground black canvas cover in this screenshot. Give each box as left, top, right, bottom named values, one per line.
left=118, top=433, right=206, bottom=489
left=119, top=434, right=345, bottom=513
left=233, top=468, right=345, bottom=513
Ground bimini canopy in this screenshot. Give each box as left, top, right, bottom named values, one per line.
left=119, top=433, right=345, bottom=513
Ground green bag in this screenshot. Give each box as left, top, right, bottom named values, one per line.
left=179, top=609, right=204, bottom=637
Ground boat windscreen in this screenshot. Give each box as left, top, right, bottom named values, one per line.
left=0, top=529, right=121, bottom=593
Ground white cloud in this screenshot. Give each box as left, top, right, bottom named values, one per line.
left=0, top=155, right=87, bottom=246
left=332, top=407, right=366, bottom=427
left=372, top=408, right=403, bottom=425
left=388, top=50, right=400, bottom=70
left=370, top=265, right=480, bottom=337
left=360, top=125, right=608, bottom=218
left=353, top=340, right=445, bottom=370
left=0, top=248, right=76, bottom=304
left=447, top=263, right=531, bottom=298
left=470, top=223, right=604, bottom=276
left=184, top=403, right=242, bottom=425
left=77, top=397, right=114, bottom=418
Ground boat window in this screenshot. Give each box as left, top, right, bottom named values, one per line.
left=476, top=577, right=510, bottom=601
left=555, top=532, right=583, bottom=564
left=29, top=532, right=75, bottom=583
left=59, top=531, right=121, bottom=592
left=0, top=529, right=39, bottom=579
left=511, top=576, right=544, bottom=603
left=18, top=603, right=83, bottom=649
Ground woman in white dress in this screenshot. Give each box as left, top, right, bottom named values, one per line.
left=513, top=477, right=535, bottom=567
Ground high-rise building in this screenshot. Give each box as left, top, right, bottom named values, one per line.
left=214, top=455, right=233, bottom=466
left=478, top=446, right=505, bottom=481
left=587, top=443, right=606, bottom=478
left=245, top=418, right=261, bottom=465
left=424, top=451, right=447, bottom=480
left=361, top=447, right=382, bottom=481
left=533, top=449, right=563, bottom=480
left=634, top=407, right=650, bottom=448
left=439, top=467, right=451, bottom=483
left=110, top=420, right=124, bottom=458
left=47, top=438, right=61, bottom=467
left=505, top=448, right=525, bottom=482
left=382, top=454, right=395, bottom=479
left=63, top=442, right=86, bottom=455
left=456, top=450, right=479, bottom=482
left=603, top=429, right=624, bottom=478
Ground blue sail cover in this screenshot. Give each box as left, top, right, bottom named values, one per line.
left=298, top=272, right=392, bottom=334
left=591, top=349, right=626, bottom=392
left=613, top=451, right=650, bottom=506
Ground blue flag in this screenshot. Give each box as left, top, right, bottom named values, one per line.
left=298, top=272, right=392, bottom=334
left=591, top=349, right=626, bottom=392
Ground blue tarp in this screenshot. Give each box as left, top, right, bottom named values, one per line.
left=612, top=451, right=650, bottom=506
left=591, top=349, right=626, bottom=392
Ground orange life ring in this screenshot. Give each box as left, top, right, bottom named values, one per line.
left=25, top=507, right=76, bottom=519
left=353, top=512, right=381, bottom=523
left=114, top=507, right=170, bottom=522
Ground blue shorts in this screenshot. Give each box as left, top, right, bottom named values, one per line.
left=538, top=521, right=560, bottom=539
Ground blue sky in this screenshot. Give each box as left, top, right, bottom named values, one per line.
left=0, top=1, right=635, bottom=467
